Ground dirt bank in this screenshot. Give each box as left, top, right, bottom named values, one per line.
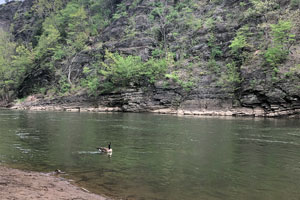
left=0, top=165, right=109, bottom=200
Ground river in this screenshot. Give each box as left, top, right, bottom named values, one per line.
left=0, top=110, right=300, bottom=200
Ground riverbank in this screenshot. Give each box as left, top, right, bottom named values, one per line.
left=7, top=95, right=300, bottom=118
left=0, top=165, right=108, bottom=200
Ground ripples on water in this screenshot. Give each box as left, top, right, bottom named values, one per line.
left=239, top=138, right=299, bottom=145
left=77, top=151, right=102, bottom=155
left=0, top=110, right=300, bottom=199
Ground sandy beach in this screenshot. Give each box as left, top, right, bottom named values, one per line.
left=0, top=165, right=109, bottom=200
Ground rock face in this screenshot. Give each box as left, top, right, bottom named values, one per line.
left=1, top=0, right=300, bottom=117
left=0, top=1, right=20, bottom=30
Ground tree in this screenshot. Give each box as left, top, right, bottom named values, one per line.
left=32, top=0, right=68, bottom=18
left=0, top=29, right=33, bottom=102
left=0, top=29, right=16, bottom=101
left=264, top=20, right=295, bottom=68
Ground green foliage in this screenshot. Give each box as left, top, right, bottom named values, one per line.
left=207, top=58, right=220, bottom=73
left=58, top=75, right=71, bottom=94
left=112, top=2, right=128, bottom=20
left=244, top=0, right=279, bottom=19
left=230, top=34, right=247, bottom=53
left=181, top=5, right=202, bottom=31
left=6, top=0, right=115, bottom=97
left=61, top=2, right=89, bottom=55
left=32, top=0, right=90, bottom=93
left=165, top=71, right=194, bottom=91
left=24, top=11, right=32, bottom=19
left=270, top=21, right=295, bottom=46
left=205, top=17, right=215, bottom=30
left=264, top=45, right=288, bottom=68
left=284, top=64, right=300, bottom=77
left=101, top=50, right=169, bottom=87
left=0, top=29, right=33, bottom=101
left=176, top=2, right=202, bottom=31
left=12, top=45, right=33, bottom=72
left=264, top=21, right=295, bottom=68
left=210, top=0, right=223, bottom=5
left=291, top=64, right=300, bottom=74
left=101, top=51, right=145, bottom=87
left=152, top=48, right=165, bottom=58
left=186, top=17, right=202, bottom=30
left=34, top=0, right=106, bottom=65
left=142, top=56, right=171, bottom=84
left=149, top=1, right=176, bottom=51
left=83, top=51, right=170, bottom=95
left=81, top=65, right=101, bottom=95
left=217, top=61, right=241, bottom=92
left=149, top=0, right=200, bottom=55
left=208, top=34, right=222, bottom=59
left=88, top=0, right=112, bottom=34
left=229, top=26, right=249, bottom=55
left=34, top=21, right=61, bottom=61
left=225, top=62, right=242, bottom=85
left=112, top=11, right=127, bottom=20
left=239, top=2, right=247, bottom=7
left=32, top=0, right=67, bottom=18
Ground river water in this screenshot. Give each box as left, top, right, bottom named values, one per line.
left=0, top=110, right=300, bottom=200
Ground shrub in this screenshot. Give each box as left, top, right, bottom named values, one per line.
left=264, top=45, right=288, bottom=68
left=165, top=71, right=194, bottom=91
left=244, top=0, right=279, bottom=19
left=270, top=21, right=295, bottom=46
left=225, top=62, right=241, bottom=85
left=229, top=26, right=249, bottom=55
left=264, top=20, right=295, bottom=68
left=101, top=51, right=145, bottom=87
left=208, top=34, right=222, bottom=59
left=83, top=50, right=170, bottom=95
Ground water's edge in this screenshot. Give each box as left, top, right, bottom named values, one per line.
left=6, top=103, right=300, bottom=118
left=0, top=164, right=109, bottom=200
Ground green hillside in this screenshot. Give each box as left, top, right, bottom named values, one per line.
left=0, top=0, right=299, bottom=116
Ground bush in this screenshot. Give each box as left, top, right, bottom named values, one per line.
left=270, top=21, right=295, bottom=46
left=208, top=34, right=222, bottom=59
left=83, top=50, right=170, bottom=95
left=101, top=51, right=152, bottom=87
left=229, top=26, right=249, bottom=55
left=264, top=20, right=295, bottom=68
left=264, top=45, right=288, bottom=68
left=165, top=71, right=194, bottom=91
left=225, top=62, right=241, bottom=85
left=244, top=0, right=279, bottom=19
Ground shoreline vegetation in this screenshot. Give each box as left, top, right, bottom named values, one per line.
left=0, top=165, right=108, bottom=200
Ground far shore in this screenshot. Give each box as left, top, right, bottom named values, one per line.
left=1, top=94, right=299, bottom=118
left=0, top=165, right=109, bottom=200
left=7, top=103, right=300, bottom=118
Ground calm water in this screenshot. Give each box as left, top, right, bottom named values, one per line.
left=0, top=110, right=300, bottom=200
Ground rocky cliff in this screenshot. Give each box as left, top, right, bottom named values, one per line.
left=1, top=0, right=300, bottom=117
left=0, top=1, right=20, bottom=30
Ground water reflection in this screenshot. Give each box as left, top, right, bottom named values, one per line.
left=0, top=110, right=300, bottom=199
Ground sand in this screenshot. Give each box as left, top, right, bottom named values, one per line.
left=0, top=165, right=109, bottom=200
